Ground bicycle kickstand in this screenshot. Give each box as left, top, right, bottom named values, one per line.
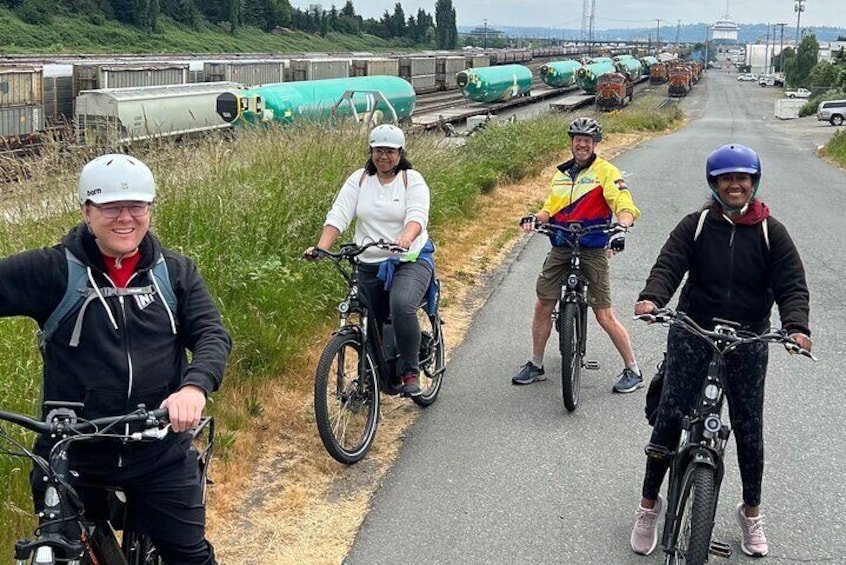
left=709, top=539, right=732, bottom=558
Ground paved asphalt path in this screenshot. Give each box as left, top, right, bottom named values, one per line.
left=344, top=72, right=846, bottom=565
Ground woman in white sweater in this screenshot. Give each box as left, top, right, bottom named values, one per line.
left=308, top=124, right=433, bottom=396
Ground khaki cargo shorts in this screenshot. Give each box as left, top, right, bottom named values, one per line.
left=536, top=246, right=612, bottom=308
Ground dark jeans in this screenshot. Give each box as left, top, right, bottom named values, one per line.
left=358, top=260, right=433, bottom=376
left=641, top=324, right=769, bottom=507
left=32, top=434, right=214, bottom=565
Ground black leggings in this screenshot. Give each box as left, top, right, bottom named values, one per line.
left=358, top=261, right=432, bottom=376
left=641, top=324, right=769, bottom=507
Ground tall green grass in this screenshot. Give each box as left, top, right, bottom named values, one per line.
left=0, top=102, right=683, bottom=551
left=821, top=128, right=846, bottom=166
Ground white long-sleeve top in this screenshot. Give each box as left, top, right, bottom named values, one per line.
left=324, top=168, right=430, bottom=264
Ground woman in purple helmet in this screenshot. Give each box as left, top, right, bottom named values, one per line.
left=627, top=144, right=812, bottom=558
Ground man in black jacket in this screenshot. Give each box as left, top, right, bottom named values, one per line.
left=0, top=154, right=231, bottom=565
left=628, top=144, right=811, bottom=558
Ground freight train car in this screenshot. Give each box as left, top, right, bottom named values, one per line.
left=0, top=66, right=44, bottom=145
left=614, top=57, right=642, bottom=83
left=639, top=56, right=659, bottom=75
left=575, top=60, right=617, bottom=94
left=667, top=65, right=692, bottom=97
left=456, top=64, right=533, bottom=103
left=595, top=73, right=633, bottom=111
left=75, top=81, right=239, bottom=146
left=649, top=62, right=668, bottom=84
left=216, top=75, right=415, bottom=126
left=539, top=60, right=582, bottom=88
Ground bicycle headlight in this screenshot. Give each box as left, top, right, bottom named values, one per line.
left=704, top=415, right=722, bottom=434
left=338, top=301, right=350, bottom=313
left=566, top=274, right=579, bottom=288
left=704, top=384, right=719, bottom=400
left=44, top=486, right=60, bottom=508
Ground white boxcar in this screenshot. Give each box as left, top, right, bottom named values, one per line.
left=75, top=81, right=239, bottom=146
left=350, top=58, right=400, bottom=77
left=203, top=61, right=285, bottom=86
left=399, top=57, right=437, bottom=78
left=436, top=56, right=465, bottom=90
left=72, top=63, right=190, bottom=98
left=290, top=59, right=350, bottom=81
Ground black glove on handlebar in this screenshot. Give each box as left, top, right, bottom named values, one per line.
left=608, top=231, right=626, bottom=252
left=519, top=214, right=537, bottom=227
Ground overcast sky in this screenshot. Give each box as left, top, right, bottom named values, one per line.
left=309, top=1, right=843, bottom=30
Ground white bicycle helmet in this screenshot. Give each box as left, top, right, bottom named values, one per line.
left=368, top=124, right=405, bottom=149
left=78, top=154, right=156, bottom=205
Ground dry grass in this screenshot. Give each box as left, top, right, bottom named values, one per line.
left=204, top=132, right=656, bottom=564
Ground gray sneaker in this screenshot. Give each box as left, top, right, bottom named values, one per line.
left=511, top=362, right=546, bottom=385
left=613, top=368, right=644, bottom=393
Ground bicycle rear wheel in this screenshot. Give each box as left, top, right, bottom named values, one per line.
left=669, top=465, right=717, bottom=565
left=412, top=309, right=445, bottom=407
left=314, top=332, right=380, bottom=465
left=559, top=302, right=581, bottom=412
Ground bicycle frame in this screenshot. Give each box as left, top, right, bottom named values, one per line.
left=0, top=403, right=177, bottom=565
left=637, top=309, right=815, bottom=563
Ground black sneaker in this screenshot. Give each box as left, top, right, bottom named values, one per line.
left=511, top=362, right=546, bottom=385
left=613, top=368, right=644, bottom=393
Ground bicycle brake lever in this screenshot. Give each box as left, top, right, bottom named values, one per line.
left=132, top=424, right=171, bottom=441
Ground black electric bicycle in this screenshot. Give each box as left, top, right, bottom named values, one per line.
left=307, top=240, right=445, bottom=465
left=635, top=309, right=815, bottom=565
left=533, top=220, right=624, bottom=412
left=0, top=402, right=214, bottom=565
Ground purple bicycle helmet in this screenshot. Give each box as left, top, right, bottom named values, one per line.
left=705, top=144, right=761, bottom=194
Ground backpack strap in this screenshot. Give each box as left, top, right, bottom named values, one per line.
left=693, top=208, right=770, bottom=251
left=358, top=169, right=408, bottom=189
left=39, top=249, right=90, bottom=348
left=693, top=209, right=709, bottom=242
left=150, top=254, right=177, bottom=313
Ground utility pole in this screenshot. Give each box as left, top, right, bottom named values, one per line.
left=776, top=22, right=787, bottom=73
left=794, top=0, right=805, bottom=45
left=765, top=23, right=771, bottom=74
left=483, top=18, right=487, bottom=50
left=589, top=0, right=596, bottom=45
left=675, top=19, right=680, bottom=48
left=704, top=24, right=709, bottom=68
left=656, top=19, right=661, bottom=51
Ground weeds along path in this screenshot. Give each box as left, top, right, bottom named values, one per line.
left=205, top=133, right=657, bottom=565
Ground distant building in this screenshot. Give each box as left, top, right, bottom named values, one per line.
left=712, top=17, right=739, bottom=45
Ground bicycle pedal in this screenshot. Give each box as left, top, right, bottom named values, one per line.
left=583, top=360, right=601, bottom=370
left=709, top=540, right=732, bottom=558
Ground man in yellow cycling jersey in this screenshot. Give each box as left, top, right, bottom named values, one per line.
left=513, top=117, right=643, bottom=393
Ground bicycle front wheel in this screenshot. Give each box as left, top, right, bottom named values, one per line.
left=559, top=302, right=581, bottom=412
left=413, top=309, right=445, bottom=407
left=671, top=465, right=717, bottom=565
left=314, top=332, right=380, bottom=465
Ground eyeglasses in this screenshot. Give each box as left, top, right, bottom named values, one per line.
left=372, top=147, right=399, bottom=156
left=91, top=202, right=151, bottom=219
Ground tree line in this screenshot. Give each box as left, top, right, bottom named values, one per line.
left=2, top=0, right=459, bottom=48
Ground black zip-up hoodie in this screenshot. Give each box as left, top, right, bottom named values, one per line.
left=638, top=203, right=810, bottom=335
left=0, top=223, right=231, bottom=463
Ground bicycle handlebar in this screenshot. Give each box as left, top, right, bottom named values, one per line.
left=531, top=220, right=625, bottom=238
left=303, top=239, right=407, bottom=261
left=0, top=405, right=170, bottom=438
left=634, top=308, right=816, bottom=360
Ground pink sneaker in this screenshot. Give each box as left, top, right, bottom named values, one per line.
left=736, top=503, right=769, bottom=557
left=630, top=495, right=665, bottom=555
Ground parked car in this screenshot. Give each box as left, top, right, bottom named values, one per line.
left=758, top=75, right=775, bottom=87
left=736, top=73, right=758, bottom=82
left=816, top=99, right=846, bottom=126
left=785, top=87, right=812, bottom=99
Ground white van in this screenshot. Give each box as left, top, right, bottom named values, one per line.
left=817, top=99, right=846, bottom=126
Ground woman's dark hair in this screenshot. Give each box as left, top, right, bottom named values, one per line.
left=363, top=149, right=413, bottom=176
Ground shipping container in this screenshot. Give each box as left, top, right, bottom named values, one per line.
left=0, top=66, right=44, bottom=107
left=465, top=54, right=491, bottom=69
left=0, top=105, right=41, bottom=138
left=399, top=57, right=437, bottom=79
left=203, top=61, right=284, bottom=86
left=72, top=63, right=190, bottom=98
left=407, top=74, right=437, bottom=92
left=774, top=99, right=805, bottom=120
left=436, top=56, right=465, bottom=90
left=75, top=81, right=238, bottom=146
left=43, top=75, right=74, bottom=122
left=350, top=58, right=400, bottom=77
left=290, top=59, right=350, bottom=82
